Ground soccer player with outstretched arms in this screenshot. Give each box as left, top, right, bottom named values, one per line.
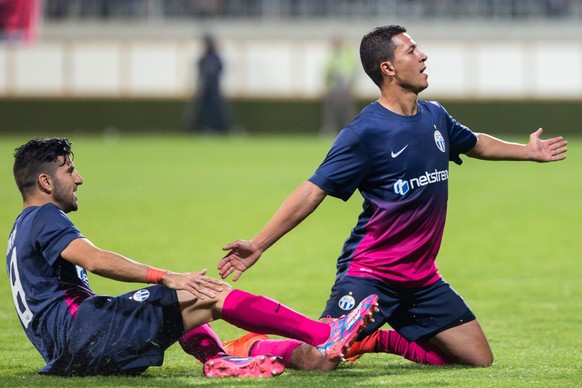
left=218, top=25, right=567, bottom=370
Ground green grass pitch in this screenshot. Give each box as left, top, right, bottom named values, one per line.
left=0, top=134, right=580, bottom=386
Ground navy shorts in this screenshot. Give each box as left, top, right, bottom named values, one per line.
left=321, top=275, right=476, bottom=342
left=55, top=285, right=183, bottom=376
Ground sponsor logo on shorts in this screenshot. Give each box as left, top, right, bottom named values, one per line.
left=338, top=294, right=356, bottom=311
left=132, top=289, right=150, bottom=302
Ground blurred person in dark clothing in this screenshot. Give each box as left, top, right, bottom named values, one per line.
left=185, top=34, right=230, bottom=134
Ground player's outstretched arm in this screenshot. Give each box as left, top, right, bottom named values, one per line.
left=466, top=128, right=567, bottom=162
left=218, top=181, right=327, bottom=281
left=61, top=237, right=224, bottom=299
left=218, top=240, right=263, bottom=281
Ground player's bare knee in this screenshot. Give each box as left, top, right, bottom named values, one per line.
left=177, top=284, right=232, bottom=316
left=217, top=283, right=233, bottom=298
left=478, top=352, right=494, bottom=367
left=464, top=352, right=493, bottom=367
left=211, top=286, right=234, bottom=313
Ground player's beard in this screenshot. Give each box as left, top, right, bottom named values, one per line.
left=53, top=178, right=78, bottom=213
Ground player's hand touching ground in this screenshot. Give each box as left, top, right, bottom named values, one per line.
left=218, top=240, right=262, bottom=281
left=162, top=269, right=225, bottom=299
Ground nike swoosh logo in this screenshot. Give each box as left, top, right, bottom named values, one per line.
left=391, top=145, right=409, bottom=158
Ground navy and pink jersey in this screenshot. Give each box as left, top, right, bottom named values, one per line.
left=309, top=100, right=477, bottom=287
left=6, top=203, right=93, bottom=367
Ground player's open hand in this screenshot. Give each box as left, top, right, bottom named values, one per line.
left=162, top=269, right=225, bottom=299
left=528, top=128, right=567, bottom=162
left=218, top=240, right=262, bottom=281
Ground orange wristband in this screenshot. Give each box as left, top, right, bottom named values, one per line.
left=146, top=267, right=167, bottom=284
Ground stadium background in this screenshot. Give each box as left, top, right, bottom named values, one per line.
left=1, top=3, right=581, bottom=385
left=1, top=0, right=581, bottom=135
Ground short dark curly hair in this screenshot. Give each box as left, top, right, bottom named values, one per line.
left=13, top=137, right=73, bottom=198
left=360, top=25, right=407, bottom=88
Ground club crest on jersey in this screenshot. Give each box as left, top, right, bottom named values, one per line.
left=131, top=289, right=150, bottom=302
left=434, top=127, right=446, bottom=153
left=338, top=294, right=356, bottom=311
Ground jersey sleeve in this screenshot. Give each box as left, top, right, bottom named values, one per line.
left=31, top=205, right=84, bottom=267
left=309, top=127, right=372, bottom=201
left=441, top=106, right=477, bottom=165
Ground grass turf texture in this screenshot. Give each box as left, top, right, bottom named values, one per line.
left=0, top=134, right=580, bottom=387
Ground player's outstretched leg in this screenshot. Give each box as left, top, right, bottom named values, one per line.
left=203, top=355, right=285, bottom=378
left=316, top=294, right=379, bottom=361
left=219, top=290, right=379, bottom=363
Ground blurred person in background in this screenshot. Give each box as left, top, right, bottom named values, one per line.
left=320, top=36, right=358, bottom=136
left=218, top=24, right=567, bottom=371
left=185, top=33, right=230, bottom=134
